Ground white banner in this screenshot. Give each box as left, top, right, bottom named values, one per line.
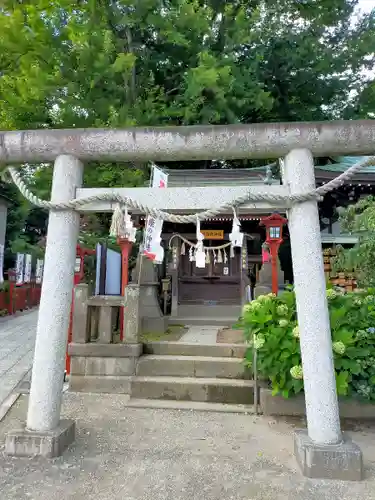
left=24, top=254, right=32, bottom=283
left=0, top=244, right=4, bottom=284
left=35, top=259, right=44, bottom=284
left=15, top=253, right=25, bottom=285
left=144, top=166, right=168, bottom=260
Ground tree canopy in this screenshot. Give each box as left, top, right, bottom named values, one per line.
left=0, top=0, right=374, bottom=254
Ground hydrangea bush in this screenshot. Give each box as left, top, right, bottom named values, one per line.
left=243, top=288, right=375, bottom=400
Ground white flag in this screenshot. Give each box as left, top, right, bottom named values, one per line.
left=144, top=166, right=168, bottom=261
left=24, top=254, right=32, bottom=283
left=0, top=244, right=4, bottom=284
left=15, top=253, right=25, bottom=285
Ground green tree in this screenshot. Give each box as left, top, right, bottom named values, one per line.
left=0, top=0, right=374, bottom=250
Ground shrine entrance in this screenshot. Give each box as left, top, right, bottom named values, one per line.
left=1, top=121, right=372, bottom=480
left=178, top=244, right=241, bottom=305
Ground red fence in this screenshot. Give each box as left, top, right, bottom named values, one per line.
left=0, top=281, right=41, bottom=317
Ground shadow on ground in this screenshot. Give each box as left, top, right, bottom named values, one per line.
left=0, top=393, right=375, bottom=500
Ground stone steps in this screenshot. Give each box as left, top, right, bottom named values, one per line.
left=131, top=376, right=255, bottom=405
left=169, top=316, right=235, bottom=327
left=126, top=399, right=254, bottom=414
left=144, top=341, right=247, bottom=358
left=169, top=304, right=241, bottom=327
left=69, top=341, right=254, bottom=409
left=136, top=354, right=249, bottom=379
left=176, top=304, right=242, bottom=318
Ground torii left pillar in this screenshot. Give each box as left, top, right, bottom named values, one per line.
left=5, top=155, right=83, bottom=457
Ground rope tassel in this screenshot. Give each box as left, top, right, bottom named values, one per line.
left=224, top=250, right=228, bottom=263
left=110, top=204, right=124, bottom=237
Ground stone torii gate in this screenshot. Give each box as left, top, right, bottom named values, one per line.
left=2, top=120, right=374, bottom=480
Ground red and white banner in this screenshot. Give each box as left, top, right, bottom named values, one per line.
left=143, top=165, right=168, bottom=260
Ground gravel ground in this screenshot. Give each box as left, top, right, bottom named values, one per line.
left=0, top=393, right=375, bottom=500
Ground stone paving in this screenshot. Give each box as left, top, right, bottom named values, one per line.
left=178, top=325, right=221, bottom=344
left=1, top=393, right=375, bottom=500
left=0, top=310, right=38, bottom=407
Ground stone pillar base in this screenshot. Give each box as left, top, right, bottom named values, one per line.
left=294, top=430, right=363, bottom=481
left=5, top=419, right=75, bottom=458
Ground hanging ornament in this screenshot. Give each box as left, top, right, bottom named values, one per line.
left=230, top=245, right=235, bottom=258
left=109, top=204, right=137, bottom=241
left=224, top=250, right=228, bottom=264
left=213, top=250, right=217, bottom=264
left=217, top=249, right=223, bottom=263
left=229, top=207, right=244, bottom=248
left=181, top=242, right=186, bottom=255
left=205, top=250, right=210, bottom=264
left=195, top=217, right=206, bottom=268
left=189, top=246, right=195, bottom=262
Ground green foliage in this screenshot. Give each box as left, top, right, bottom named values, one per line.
left=0, top=1, right=374, bottom=253
left=243, top=288, right=375, bottom=401
left=334, top=196, right=375, bottom=288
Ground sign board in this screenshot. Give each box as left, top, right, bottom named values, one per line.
left=94, top=244, right=121, bottom=296
left=201, top=230, right=224, bottom=240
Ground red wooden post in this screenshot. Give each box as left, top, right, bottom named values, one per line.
left=117, top=237, right=133, bottom=341
left=260, top=213, right=288, bottom=295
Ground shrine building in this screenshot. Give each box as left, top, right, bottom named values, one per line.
left=135, top=156, right=375, bottom=325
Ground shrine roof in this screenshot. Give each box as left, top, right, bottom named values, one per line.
left=161, top=166, right=279, bottom=187
left=315, top=156, right=375, bottom=184
left=156, top=156, right=375, bottom=187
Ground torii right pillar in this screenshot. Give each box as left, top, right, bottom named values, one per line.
left=283, top=149, right=363, bottom=481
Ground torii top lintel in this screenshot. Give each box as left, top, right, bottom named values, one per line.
left=0, top=120, right=374, bottom=164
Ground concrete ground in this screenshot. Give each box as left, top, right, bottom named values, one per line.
left=1, top=393, right=375, bottom=499
left=0, top=310, right=38, bottom=406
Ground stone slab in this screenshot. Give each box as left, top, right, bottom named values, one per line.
left=130, top=376, right=255, bottom=404
left=5, top=419, right=75, bottom=458
left=84, top=357, right=137, bottom=376
left=136, top=355, right=247, bottom=379
left=294, top=429, right=363, bottom=481
left=141, top=316, right=169, bottom=334
left=68, top=342, right=142, bottom=358
left=144, top=341, right=246, bottom=358
left=69, top=375, right=132, bottom=394
left=126, top=399, right=255, bottom=414
left=261, top=388, right=375, bottom=420
left=0, top=310, right=37, bottom=407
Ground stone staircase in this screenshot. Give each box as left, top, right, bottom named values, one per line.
left=168, top=304, right=242, bottom=327
left=127, top=341, right=255, bottom=412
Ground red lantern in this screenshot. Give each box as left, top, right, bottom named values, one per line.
left=260, top=213, right=287, bottom=294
